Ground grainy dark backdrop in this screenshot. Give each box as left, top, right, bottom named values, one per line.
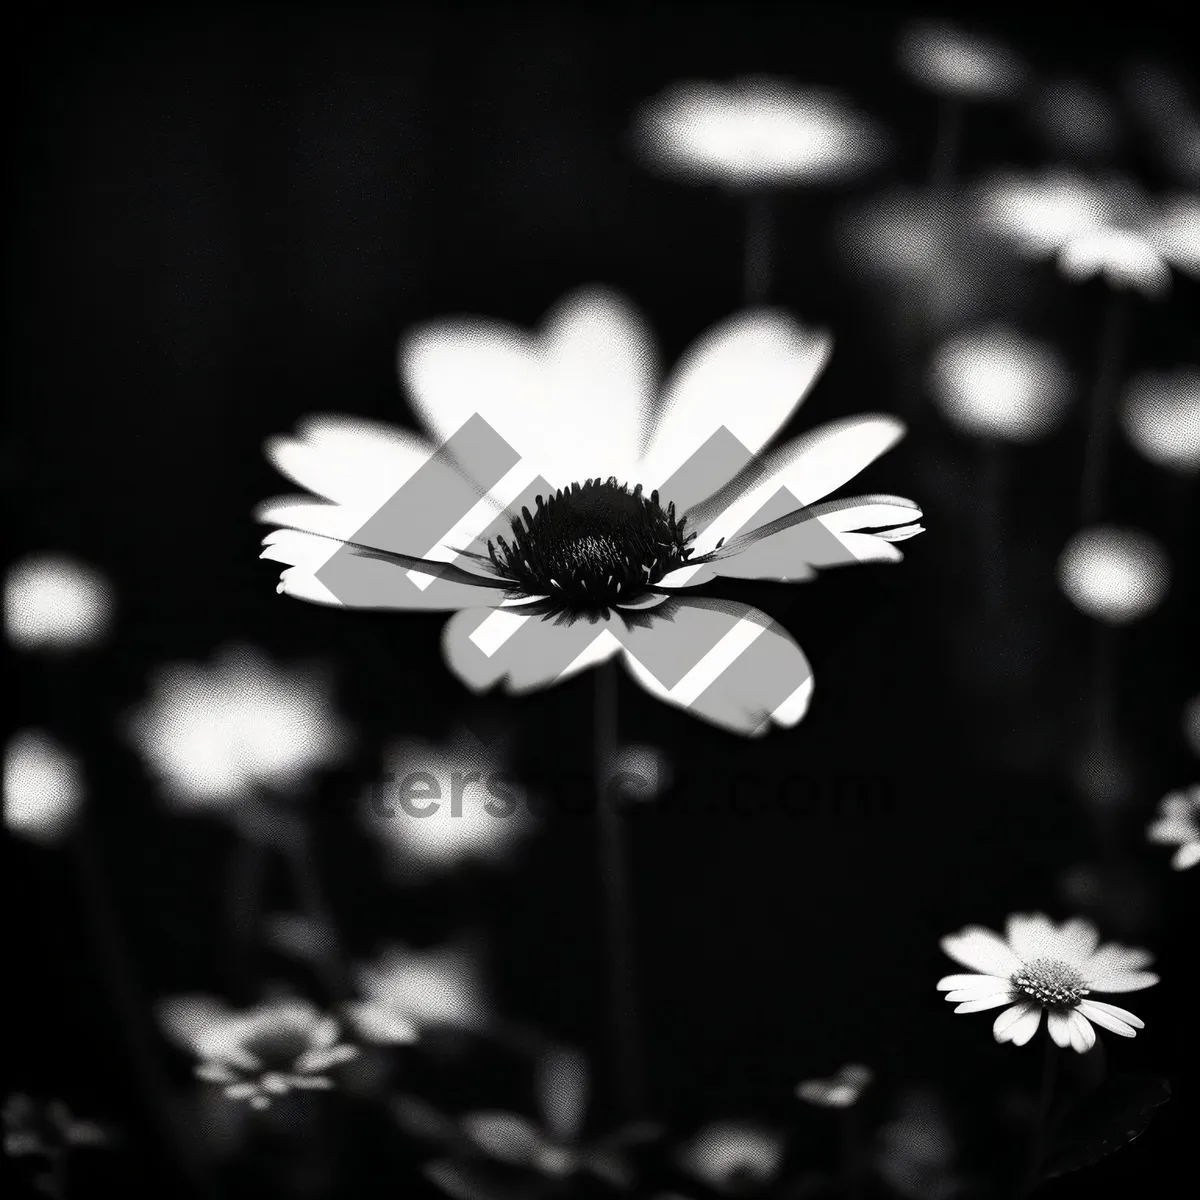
left=7, top=3, right=1198, bottom=1198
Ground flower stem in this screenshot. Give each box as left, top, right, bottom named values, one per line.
left=929, top=97, right=964, bottom=193
left=594, top=661, right=646, bottom=1120
left=743, top=190, right=773, bottom=306
left=1016, top=1033, right=1059, bottom=1198
left=226, top=831, right=268, bottom=1003
left=978, top=437, right=1006, bottom=612
left=1080, top=289, right=1128, bottom=525
left=841, top=1105, right=862, bottom=1200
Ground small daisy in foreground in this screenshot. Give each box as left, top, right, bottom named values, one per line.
left=259, top=287, right=924, bottom=737
left=1147, top=784, right=1200, bottom=870
left=938, top=913, right=1158, bottom=1052
left=158, top=994, right=358, bottom=1109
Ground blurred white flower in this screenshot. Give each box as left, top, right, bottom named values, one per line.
left=1120, top=366, right=1200, bottom=474
left=348, top=940, right=488, bottom=1042
left=676, top=1120, right=784, bottom=1192
left=4, top=729, right=84, bottom=845
left=873, top=1088, right=959, bottom=1200
left=421, top=1046, right=654, bottom=1197
left=125, top=643, right=350, bottom=811
left=3, top=1093, right=109, bottom=1158
left=5, top=552, right=114, bottom=653
left=796, top=1063, right=873, bottom=1108
left=1147, top=784, right=1200, bottom=870
left=631, top=77, right=885, bottom=188
left=158, top=993, right=358, bottom=1110
left=975, top=168, right=1200, bottom=298
left=610, top=743, right=673, bottom=804
left=1027, top=77, right=1121, bottom=161
left=1056, top=525, right=1170, bottom=624
left=361, top=730, right=535, bottom=879
left=938, top=913, right=1158, bottom=1052
left=1185, top=694, right=1200, bottom=758
left=897, top=20, right=1027, bottom=101
left=927, top=325, right=1073, bottom=441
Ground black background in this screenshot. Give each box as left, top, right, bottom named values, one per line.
left=7, top=3, right=1198, bottom=1198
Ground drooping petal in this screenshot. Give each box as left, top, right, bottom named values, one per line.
left=1006, top=1006, right=1044, bottom=1046
left=953, top=994, right=1013, bottom=1013
left=400, top=287, right=657, bottom=488
left=993, top=1003, right=1032, bottom=1039
left=617, top=596, right=814, bottom=737
left=937, top=973, right=1009, bottom=992
left=1077, top=1000, right=1141, bottom=1036
left=940, top=926, right=1023, bottom=975
left=683, top=415, right=907, bottom=556
left=441, top=607, right=624, bottom=695
left=638, top=311, right=833, bottom=510
left=262, top=531, right=513, bottom=611
left=1067, top=1010, right=1097, bottom=1053
left=1047, top=1010, right=1074, bottom=1048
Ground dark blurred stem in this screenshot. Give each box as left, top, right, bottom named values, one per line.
left=743, top=190, right=773, bottom=306
left=594, top=661, right=646, bottom=1120
left=1080, top=289, right=1129, bottom=525
left=979, top=438, right=1005, bottom=612
left=72, top=821, right=210, bottom=1198
left=1089, top=621, right=1119, bottom=852
left=929, top=97, right=964, bottom=193
left=841, top=1106, right=862, bottom=1200
left=279, top=809, right=354, bottom=1001
left=226, top=831, right=268, bottom=1003
left=1017, top=1035, right=1059, bottom=1198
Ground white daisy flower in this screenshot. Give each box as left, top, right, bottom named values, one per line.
left=347, top=939, right=488, bottom=1042
left=124, top=643, right=351, bottom=811
left=4, top=552, right=114, bottom=653
left=938, top=913, right=1159, bottom=1052
left=1055, top=525, right=1170, bottom=625
left=676, top=1119, right=784, bottom=1192
left=897, top=20, right=1028, bottom=102
left=796, top=1063, right=873, bottom=1109
left=258, top=287, right=924, bottom=738
left=1120, top=365, right=1200, bottom=474
left=974, top=168, right=1200, bottom=299
left=1147, top=784, right=1200, bottom=870
left=630, top=77, right=884, bottom=189
left=157, top=994, right=358, bottom=1110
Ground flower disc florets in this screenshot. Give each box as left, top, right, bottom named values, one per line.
left=1010, top=957, right=1089, bottom=1009
left=486, top=478, right=696, bottom=613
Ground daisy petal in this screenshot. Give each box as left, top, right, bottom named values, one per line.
left=1047, top=1010, right=1073, bottom=1048
left=1174, top=843, right=1200, bottom=870
left=1005, top=912, right=1061, bottom=962
left=954, top=994, right=1013, bottom=1013
left=1076, top=1001, right=1137, bottom=1037
left=262, top=532, right=512, bottom=611
left=938, top=973, right=1009, bottom=991
left=946, top=986, right=1011, bottom=1002
left=442, top=608, right=624, bottom=696
left=940, top=926, right=1023, bottom=975
left=460, top=1111, right=547, bottom=1167
left=1067, top=1010, right=1096, bottom=1054
left=1007, top=1007, right=1044, bottom=1046
left=1078, top=999, right=1144, bottom=1030
left=992, top=1002, right=1034, bottom=1041
left=1055, top=917, right=1100, bottom=963
left=639, top=311, right=832, bottom=509
left=1083, top=943, right=1155, bottom=976
left=1085, top=969, right=1160, bottom=993
left=618, top=596, right=814, bottom=737
left=684, top=415, right=907, bottom=557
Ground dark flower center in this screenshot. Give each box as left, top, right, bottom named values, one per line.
left=486, top=478, right=695, bottom=613
left=1010, top=957, right=1089, bottom=1009
left=242, top=1022, right=313, bottom=1070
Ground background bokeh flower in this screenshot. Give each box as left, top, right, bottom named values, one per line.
left=1120, top=366, right=1200, bottom=474
left=4, top=729, right=85, bottom=845
left=631, top=76, right=885, bottom=188
left=1056, top=526, right=1171, bottom=624
left=1146, top=784, right=1200, bottom=869
left=124, top=643, right=351, bottom=811
left=897, top=19, right=1028, bottom=101
left=5, top=552, right=114, bottom=653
